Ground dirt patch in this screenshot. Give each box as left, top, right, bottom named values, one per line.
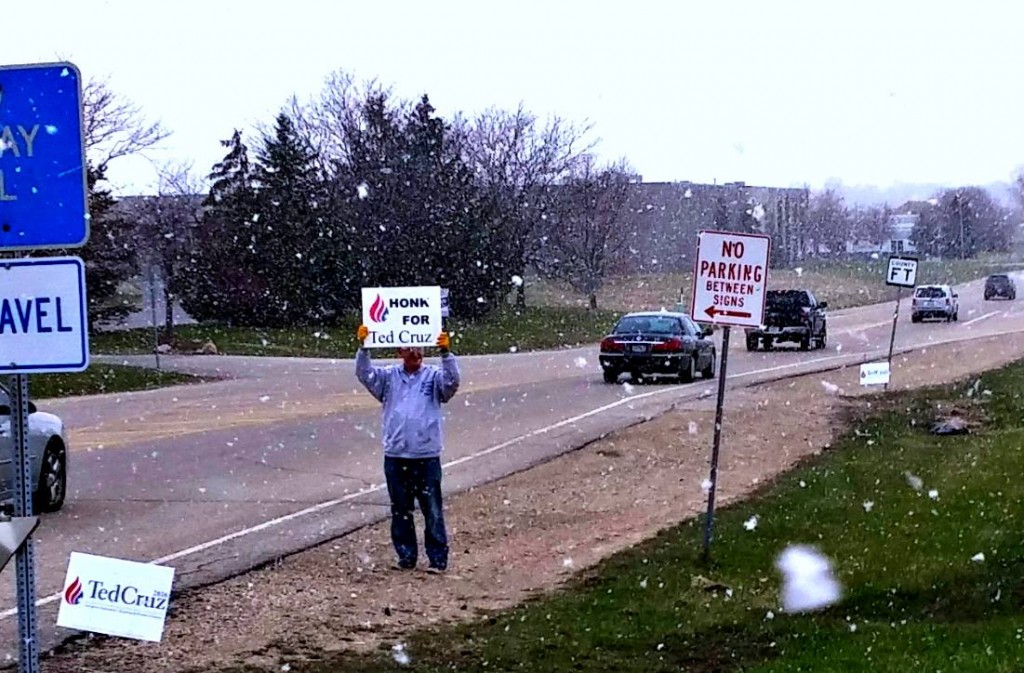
left=41, top=332, right=1024, bottom=672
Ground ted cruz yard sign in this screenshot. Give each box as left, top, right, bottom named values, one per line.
left=361, top=286, right=442, bottom=348
left=0, top=62, right=88, bottom=250
left=690, top=230, right=771, bottom=328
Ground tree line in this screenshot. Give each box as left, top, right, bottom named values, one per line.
left=72, top=72, right=1024, bottom=335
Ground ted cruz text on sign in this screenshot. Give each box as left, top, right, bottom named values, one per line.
left=690, top=230, right=771, bottom=328
left=361, top=286, right=443, bottom=348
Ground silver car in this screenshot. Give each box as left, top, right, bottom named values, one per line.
left=0, top=380, right=69, bottom=513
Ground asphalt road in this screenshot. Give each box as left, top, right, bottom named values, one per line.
left=2, top=277, right=1023, bottom=658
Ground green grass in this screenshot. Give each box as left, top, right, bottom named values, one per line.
left=301, top=361, right=1024, bottom=672
left=29, top=364, right=201, bottom=400
left=90, top=306, right=621, bottom=358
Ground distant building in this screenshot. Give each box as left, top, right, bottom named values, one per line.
left=614, top=181, right=810, bottom=273
left=846, top=211, right=919, bottom=258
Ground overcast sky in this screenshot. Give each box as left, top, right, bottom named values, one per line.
left=5, top=0, right=1023, bottom=196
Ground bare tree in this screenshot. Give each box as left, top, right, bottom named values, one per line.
left=807, top=188, right=850, bottom=257
left=83, top=78, right=170, bottom=173
left=534, top=157, right=635, bottom=309
left=459, top=104, right=594, bottom=306
left=124, top=162, right=204, bottom=340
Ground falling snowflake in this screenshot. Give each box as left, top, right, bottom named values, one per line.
left=971, top=552, right=986, bottom=563
left=904, top=472, right=924, bottom=491
left=511, top=275, right=524, bottom=287
left=863, top=500, right=874, bottom=512
left=356, top=182, right=369, bottom=199
left=509, top=346, right=518, bottom=353
left=794, top=267, right=804, bottom=277
left=562, top=558, right=574, bottom=568
left=701, top=478, right=713, bottom=494
left=622, top=382, right=636, bottom=395
left=684, top=188, right=693, bottom=199
left=392, top=642, right=411, bottom=666
left=765, top=610, right=775, bottom=620
left=928, top=489, right=939, bottom=500
left=775, top=545, right=843, bottom=612
left=743, top=515, right=759, bottom=531
left=821, top=381, right=840, bottom=395
left=640, top=578, right=648, bottom=589
left=688, top=421, right=698, bottom=435
left=574, top=357, right=588, bottom=368
left=751, top=204, right=766, bottom=221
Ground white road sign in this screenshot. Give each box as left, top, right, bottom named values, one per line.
left=860, top=361, right=891, bottom=386
left=886, top=256, right=918, bottom=287
left=361, top=285, right=443, bottom=348
left=0, top=256, right=89, bottom=373
left=57, top=552, right=175, bottom=642
left=690, top=230, right=771, bottom=328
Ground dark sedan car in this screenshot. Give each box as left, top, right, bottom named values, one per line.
left=599, top=311, right=717, bottom=384
left=984, top=274, right=1016, bottom=300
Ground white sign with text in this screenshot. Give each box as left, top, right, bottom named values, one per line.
left=860, top=361, right=891, bottom=386
left=56, top=552, right=175, bottom=642
left=361, top=286, right=443, bottom=348
left=0, top=256, right=89, bottom=373
left=690, top=230, right=771, bottom=328
left=886, top=257, right=918, bottom=288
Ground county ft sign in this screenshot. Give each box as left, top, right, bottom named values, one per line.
left=0, top=62, right=88, bottom=250
left=690, top=230, right=771, bottom=329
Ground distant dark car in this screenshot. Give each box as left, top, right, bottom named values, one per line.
left=744, top=289, right=828, bottom=351
left=984, top=274, right=1016, bottom=301
left=599, top=311, right=717, bottom=384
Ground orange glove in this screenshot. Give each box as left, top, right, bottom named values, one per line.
left=357, top=325, right=369, bottom=343
left=436, top=331, right=450, bottom=352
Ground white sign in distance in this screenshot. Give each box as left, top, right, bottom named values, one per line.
left=860, top=361, right=891, bottom=386
left=56, top=552, right=175, bottom=642
left=0, top=256, right=89, bottom=373
left=690, top=230, right=771, bottom=328
left=886, top=257, right=918, bottom=288
left=361, top=286, right=443, bottom=348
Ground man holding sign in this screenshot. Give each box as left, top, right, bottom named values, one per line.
left=355, top=286, right=460, bottom=573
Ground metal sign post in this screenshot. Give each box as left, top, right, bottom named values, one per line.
left=10, top=375, right=39, bottom=673
left=690, top=231, right=771, bottom=559
left=884, top=256, right=918, bottom=392
left=701, top=326, right=730, bottom=559
left=884, top=287, right=902, bottom=392
left=1, top=61, right=88, bottom=673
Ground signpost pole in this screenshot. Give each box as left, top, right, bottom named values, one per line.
left=11, top=374, right=40, bottom=673
left=702, top=326, right=730, bottom=560
left=884, top=286, right=902, bottom=391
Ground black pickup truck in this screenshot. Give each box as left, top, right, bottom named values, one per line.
left=745, top=289, right=828, bottom=351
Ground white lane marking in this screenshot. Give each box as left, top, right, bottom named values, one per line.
left=6, top=323, right=1024, bottom=619
left=963, top=311, right=999, bottom=327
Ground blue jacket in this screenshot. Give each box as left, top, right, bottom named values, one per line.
left=355, top=349, right=461, bottom=458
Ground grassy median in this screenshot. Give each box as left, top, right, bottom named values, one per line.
left=313, top=361, right=1024, bottom=672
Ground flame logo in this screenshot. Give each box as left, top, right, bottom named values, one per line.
left=369, top=294, right=389, bottom=323
left=64, top=577, right=83, bottom=605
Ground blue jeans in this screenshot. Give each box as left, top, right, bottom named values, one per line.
left=383, top=456, right=448, bottom=569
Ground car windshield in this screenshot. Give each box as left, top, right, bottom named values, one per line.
left=767, top=290, right=809, bottom=307
left=989, top=275, right=1009, bottom=282
left=915, top=287, right=946, bottom=298
left=614, top=316, right=682, bottom=335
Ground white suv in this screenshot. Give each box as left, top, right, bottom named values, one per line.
left=911, top=284, right=959, bottom=323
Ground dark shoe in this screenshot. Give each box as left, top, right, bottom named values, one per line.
left=393, top=559, right=416, bottom=571
left=426, top=562, right=447, bottom=574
